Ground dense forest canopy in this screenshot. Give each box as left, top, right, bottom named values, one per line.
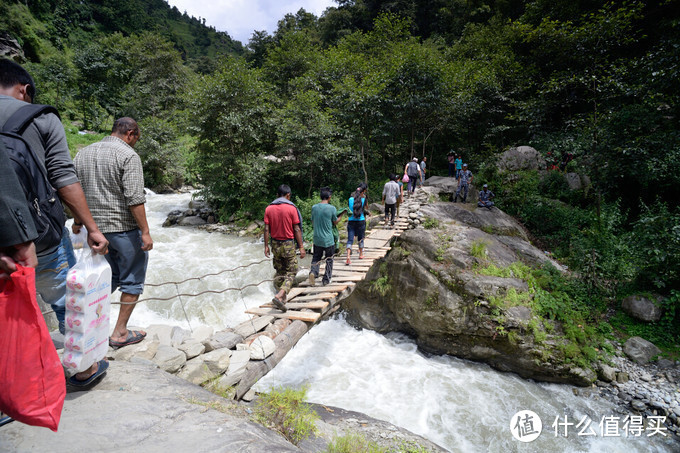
left=2, top=0, right=680, bottom=343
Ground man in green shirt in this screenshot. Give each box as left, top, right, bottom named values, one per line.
left=309, top=187, right=344, bottom=286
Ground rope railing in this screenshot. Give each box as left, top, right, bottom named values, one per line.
left=40, top=259, right=274, bottom=317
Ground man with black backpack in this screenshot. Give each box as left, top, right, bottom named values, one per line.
left=0, top=59, right=108, bottom=337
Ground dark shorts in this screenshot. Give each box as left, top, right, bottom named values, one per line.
left=346, top=220, right=366, bottom=248
left=105, top=229, right=148, bottom=295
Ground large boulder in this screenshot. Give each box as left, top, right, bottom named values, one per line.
left=424, top=176, right=458, bottom=194
left=420, top=202, right=529, bottom=241
left=623, top=336, right=662, bottom=364
left=498, top=146, right=545, bottom=172
left=621, top=294, right=663, bottom=322
left=342, top=204, right=593, bottom=386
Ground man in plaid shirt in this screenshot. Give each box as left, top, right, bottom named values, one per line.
left=73, top=117, right=152, bottom=349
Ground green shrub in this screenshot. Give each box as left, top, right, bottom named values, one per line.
left=422, top=217, right=439, bottom=229
left=254, top=386, right=319, bottom=445
left=325, top=433, right=385, bottom=453
left=470, top=239, right=489, bottom=259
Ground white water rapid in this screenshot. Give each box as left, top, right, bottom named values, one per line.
left=119, top=192, right=677, bottom=453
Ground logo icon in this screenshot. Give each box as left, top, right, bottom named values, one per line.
left=510, top=410, right=542, bottom=442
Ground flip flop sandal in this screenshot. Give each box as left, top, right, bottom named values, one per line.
left=68, top=360, right=109, bottom=387
left=109, top=330, right=146, bottom=349
left=271, top=296, right=287, bottom=312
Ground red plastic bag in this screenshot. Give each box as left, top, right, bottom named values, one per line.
left=0, top=265, right=66, bottom=431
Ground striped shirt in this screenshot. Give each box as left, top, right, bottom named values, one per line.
left=74, top=136, right=146, bottom=234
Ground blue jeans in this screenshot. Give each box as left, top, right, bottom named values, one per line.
left=105, top=229, right=148, bottom=295
left=36, top=227, right=76, bottom=334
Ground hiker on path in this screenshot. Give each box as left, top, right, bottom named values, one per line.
left=74, top=117, right=152, bottom=351
left=404, top=157, right=422, bottom=196
left=382, top=174, right=400, bottom=227
left=309, top=187, right=344, bottom=287
left=420, top=157, right=427, bottom=186
left=264, top=184, right=305, bottom=312
left=1, top=59, right=109, bottom=386
left=447, top=151, right=455, bottom=177
left=346, top=183, right=367, bottom=265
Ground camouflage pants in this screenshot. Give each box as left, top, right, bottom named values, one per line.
left=271, top=240, right=298, bottom=296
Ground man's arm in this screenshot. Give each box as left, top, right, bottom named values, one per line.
left=129, top=203, right=153, bottom=251
left=293, top=224, right=306, bottom=259
left=58, top=183, right=108, bottom=254
left=264, top=224, right=271, bottom=257
left=0, top=242, right=38, bottom=278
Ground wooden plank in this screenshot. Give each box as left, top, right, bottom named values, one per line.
left=333, top=256, right=375, bottom=262
left=297, top=284, right=349, bottom=293
left=233, top=315, right=274, bottom=338
left=244, top=308, right=320, bottom=322
left=363, top=239, right=389, bottom=248
left=368, top=229, right=396, bottom=240
left=325, top=270, right=366, bottom=277
left=322, top=265, right=371, bottom=273
left=289, top=292, right=337, bottom=301
left=300, top=275, right=365, bottom=286
left=261, top=300, right=328, bottom=310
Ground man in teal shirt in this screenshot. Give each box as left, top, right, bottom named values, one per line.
left=309, top=187, right=344, bottom=286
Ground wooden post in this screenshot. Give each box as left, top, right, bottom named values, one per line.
left=235, top=320, right=309, bottom=399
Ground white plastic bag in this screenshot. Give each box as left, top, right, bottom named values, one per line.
left=62, top=251, right=112, bottom=376
left=69, top=225, right=88, bottom=250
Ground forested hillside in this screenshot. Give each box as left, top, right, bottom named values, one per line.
left=2, top=0, right=679, bottom=353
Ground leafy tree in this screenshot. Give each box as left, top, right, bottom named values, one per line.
left=273, top=89, right=351, bottom=197
left=188, top=57, right=275, bottom=217
left=135, top=116, right=185, bottom=189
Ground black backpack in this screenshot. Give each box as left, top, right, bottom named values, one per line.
left=1, top=104, right=66, bottom=254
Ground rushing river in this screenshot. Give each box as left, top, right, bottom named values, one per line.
left=119, top=191, right=677, bottom=452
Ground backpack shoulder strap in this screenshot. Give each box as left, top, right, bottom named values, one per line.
left=2, top=104, right=60, bottom=134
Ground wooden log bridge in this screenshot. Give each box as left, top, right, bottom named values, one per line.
left=233, top=209, right=411, bottom=399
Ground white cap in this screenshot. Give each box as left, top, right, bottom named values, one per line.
left=413, top=157, right=418, bottom=161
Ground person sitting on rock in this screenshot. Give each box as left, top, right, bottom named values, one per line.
left=478, top=184, right=495, bottom=210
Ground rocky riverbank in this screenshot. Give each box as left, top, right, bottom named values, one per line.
left=0, top=358, right=445, bottom=452
left=343, top=181, right=680, bottom=440
left=156, top=170, right=680, bottom=442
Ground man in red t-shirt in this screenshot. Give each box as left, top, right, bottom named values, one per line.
left=264, top=184, right=305, bottom=312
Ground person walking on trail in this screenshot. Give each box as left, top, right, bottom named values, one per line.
left=478, top=184, right=496, bottom=210
left=1, top=59, right=109, bottom=386
left=74, top=117, right=152, bottom=352
left=346, top=183, right=368, bottom=265
left=264, top=184, right=305, bottom=312
left=404, top=157, right=422, bottom=197
left=382, top=174, right=400, bottom=227
left=309, top=187, right=344, bottom=287
left=455, top=154, right=463, bottom=179
left=447, top=151, right=455, bottom=177
left=419, top=157, right=427, bottom=186
left=395, top=174, right=404, bottom=216
left=454, top=163, right=473, bottom=203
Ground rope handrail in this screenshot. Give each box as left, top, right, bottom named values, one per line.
left=116, top=279, right=274, bottom=305
left=144, top=258, right=271, bottom=287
